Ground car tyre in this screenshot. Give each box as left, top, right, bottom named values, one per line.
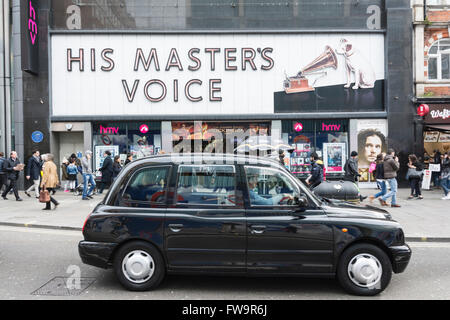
left=113, top=241, right=165, bottom=291
left=337, top=243, right=392, bottom=296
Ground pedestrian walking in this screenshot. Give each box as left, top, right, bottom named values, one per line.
left=98, top=150, right=113, bottom=194
left=306, top=153, right=323, bottom=189
left=40, top=153, right=60, bottom=210
left=441, top=151, right=450, bottom=200
left=25, top=149, right=43, bottom=198
left=1, top=151, right=24, bottom=201
left=406, top=154, right=424, bottom=200
left=379, top=149, right=401, bottom=208
left=81, top=150, right=96, bottom=200
left=124, top=153, right=133, bottom=166
left=344, top=151, right=360, bottom=182
left=0, top=152, right=7, bottom=193
left=60, top=158, right=70, bottom=192
left=112, top=155, right=122, bottom=181
left=369, top=153, right=386, bottom=203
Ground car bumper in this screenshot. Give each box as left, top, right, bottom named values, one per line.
left=389, top=244, right=412, bottom=273
left=78, top=241, right=117, bottom=269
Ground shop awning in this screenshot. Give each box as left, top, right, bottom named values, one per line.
left=425, top=124, right=450, bottom=131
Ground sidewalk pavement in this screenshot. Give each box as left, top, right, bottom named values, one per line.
left=0, top=187, right=449, bottom=241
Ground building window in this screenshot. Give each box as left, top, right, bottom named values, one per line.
left=428, top=39, right=450, bottom=80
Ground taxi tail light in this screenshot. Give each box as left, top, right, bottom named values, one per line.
left=82, top=213, right=92, bottom=233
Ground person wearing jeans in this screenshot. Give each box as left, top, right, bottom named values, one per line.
left=81, top=150, right=96, bottom=200
left=441, top=152, right=450, bottom=200
left=379, top=149, right=400, bottom=208
left=369, top=153, right=386, bottom=203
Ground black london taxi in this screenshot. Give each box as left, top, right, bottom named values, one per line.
left=79, top=153, right=411, bottom=296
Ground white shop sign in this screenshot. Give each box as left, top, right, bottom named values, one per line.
left=50, top=33, right=385, bottom=117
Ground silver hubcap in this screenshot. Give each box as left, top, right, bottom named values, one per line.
left=122, top=250, right=155, bottom=284
left=347, top=253, right=382, bottom=288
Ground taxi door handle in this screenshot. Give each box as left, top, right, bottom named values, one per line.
left=168, top=224, right=183, bottom=233
left=250, top=225, right=266, bottom=234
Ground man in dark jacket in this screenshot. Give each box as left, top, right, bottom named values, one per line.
left=1, top=151, right=23, bottom=201
left=25, top=149, right=42, bottom=198
left=307, top=153, right=323, bottom=189
left=0, top=152, right=7, bottom=193
left=98, top=150, right=113, bottom=194
left=379, top=148, right=401, bottom=207
left=344, top=151, right=360, bottom=182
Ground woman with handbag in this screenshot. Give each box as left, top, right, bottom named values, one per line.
left=40, top=153, right=60, bottom=210
left=407, top=154, right=424, bottom=200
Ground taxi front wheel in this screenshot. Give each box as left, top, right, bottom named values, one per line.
left=113, top=241, right=165, bottom=291
left=337, top=243, right=392, bottom=296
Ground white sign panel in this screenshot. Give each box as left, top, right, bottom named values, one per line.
left=51, top=33, right=385, bottom=117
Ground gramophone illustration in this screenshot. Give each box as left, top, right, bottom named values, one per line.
left=284, top=45, right=338, bottom=94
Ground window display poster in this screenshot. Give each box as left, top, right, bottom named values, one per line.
left=94, top=145, right=119, bottom=173
left=356, top=119, right=388, bottom=183
left=323, top=143, right=346, bottom=173
left=424, top=131, right=440, bottom=143
left=130, top=145, right=154, bottom=159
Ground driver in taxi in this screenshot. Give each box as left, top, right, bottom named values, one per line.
left=247, top=174, right=295, bottom=206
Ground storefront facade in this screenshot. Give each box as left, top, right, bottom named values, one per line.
left=13, top=1, right=415, bottom=186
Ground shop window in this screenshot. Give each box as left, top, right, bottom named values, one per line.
left=428, top=39, right=450, bottom=80
left=282, top=120, right=349, bottom=179
left=172, top=122, right=270, bottom=154
left=92, top=122, right=162, bottom=173
left=176, top=165, right=237, bottom=206
left=120, top=166, right=169, bottom=207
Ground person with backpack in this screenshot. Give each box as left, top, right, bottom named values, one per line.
left=306, top=153, right=323, bottom=189
left=369, top=153, right=386, bottom=203
left=66, top=159, right=78, bottom=192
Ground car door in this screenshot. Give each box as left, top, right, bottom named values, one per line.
left=243, top=165, right=334, bottom=274
left=105, top=165, right=171, bottom=247
left=164, top=164, right=246, bottom=272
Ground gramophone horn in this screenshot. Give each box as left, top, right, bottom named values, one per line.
left=300, top=46, right=338, bottom=76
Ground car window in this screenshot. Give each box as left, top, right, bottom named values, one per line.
left=120, top=166, right=169, bottom=207
left=176, top=165, right=237, bottom=206
left=244, top=166, right=301, bottom=207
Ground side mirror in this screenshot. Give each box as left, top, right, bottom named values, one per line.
left=294, top=195, right=308, bottom=207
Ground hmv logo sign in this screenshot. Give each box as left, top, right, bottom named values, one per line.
left=99, top=125, right=119, bottom=134
left=321, top=123, right=341, bottom=131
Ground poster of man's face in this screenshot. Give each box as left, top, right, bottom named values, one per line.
left=355, top=119, right=388, bottom=183
left=357, top=129, right=387, bottom=168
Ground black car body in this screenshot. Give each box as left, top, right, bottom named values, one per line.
left=79, top=154, right=411, bottom=296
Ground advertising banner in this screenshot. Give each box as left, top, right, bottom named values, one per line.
left=323, top=143, right=346, bottom=173
left=422, top=169, right=432, bottom=190
left=355, top=119, right=388, bottom=183
left=51, top=33, right=384, bottom=117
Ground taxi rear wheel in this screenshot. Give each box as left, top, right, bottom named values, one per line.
left=337, top=243, right=392, bottom=296
left=113, top=241, right=165, bottom=291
